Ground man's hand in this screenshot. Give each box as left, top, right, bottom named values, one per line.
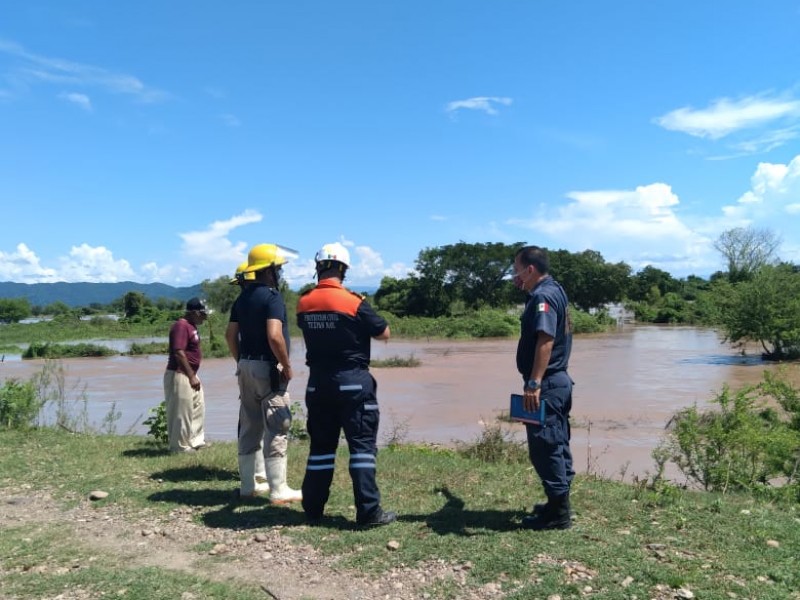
left=523, top=386, right=541, bottom=413
left=189, top=374, right=202, bottom=391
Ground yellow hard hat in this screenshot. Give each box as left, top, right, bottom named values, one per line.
left=229, top=261, right=254, bottom=285
left=243, top=244, right=298, bottom=273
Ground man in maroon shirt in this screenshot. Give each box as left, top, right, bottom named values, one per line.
left=164, top=297, right=209, bottom=453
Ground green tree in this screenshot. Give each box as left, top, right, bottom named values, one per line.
left=387, top=241, right=521, bottom=317
left=627, top=265, right=680, bottom=302
left=714, top=264, right=800, bottom=359
left=121, top=291, right=151, bottom=319
left=374, top=276, right=416, bottom=316
left=0, top=297, right=32, bottom=323
left=201, top=275, right=240, bottom=315
left=548, top=249, right=631, bottom=310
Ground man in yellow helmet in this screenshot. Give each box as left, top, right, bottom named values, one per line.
left=229, top=261, right=269, bottom=496
left=225, top=244, right=302, bottom=503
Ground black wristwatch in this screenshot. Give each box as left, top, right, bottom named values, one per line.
left=525, top=379, right=540, bottom=391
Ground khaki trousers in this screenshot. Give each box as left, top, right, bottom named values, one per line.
left=236, top=359, right=292, bottom=458
left=163, top=370, right=205, bottom=452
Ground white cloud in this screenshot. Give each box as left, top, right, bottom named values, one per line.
left=57, top=244, right=135, bottom=282
left=655, top=94, right=800, bottom=140
left=0, top=38, right=167, bottom=103
left=509, top=183, right=716, bottom=274
left=220, top=113, right=241, bottom=127
left=59, top=91, right=92, bottom=111
left=445, top=96, right=512, bottom=117
left=0, top=243, right=59, bottom=283
left=723, top=155, right=800, bottom=229
left=179, top=209, right=263, bottom=265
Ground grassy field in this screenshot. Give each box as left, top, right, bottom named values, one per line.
left=1, top=429, right=798, bottom=599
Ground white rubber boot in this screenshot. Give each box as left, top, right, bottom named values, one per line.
left=239, top=453, right=269, bottom=499
left=254, top=449, right=270, bottom=493
left=266, top=456, right=302, bottom=504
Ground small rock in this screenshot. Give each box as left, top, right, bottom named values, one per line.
left=756, top=576, right=768, bottom=582
left=88, top=490, right=108, bottom=501
left=766, top=539, right=780, bottom=548
left=621, top=576, right=634, bottom=587
left=386, top=540, right=401, bottom=551
left=583, top=585, right=592, bottom=593
left=547, top=595, right=562, bottom=600
left=262, top=552, right=273, bottom=560
left=617, top=529, right=631, bottom=535
left=140, top=529, right=154, bottom=537
left=676, top=588, right=694, bottom=599
left=253, top=533, right=269, bottom=543
left=740, top=509, right=751, bottom=515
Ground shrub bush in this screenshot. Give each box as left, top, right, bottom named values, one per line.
left=656, top=372, right=800, bottom=497
left=0, top=378, right=40, bottom=429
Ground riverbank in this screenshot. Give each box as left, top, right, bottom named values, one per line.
left=1, top=429, right=798, bottom=600
left=3, top=327, right=800, bottom=480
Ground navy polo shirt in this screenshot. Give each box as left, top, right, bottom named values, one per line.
left=516, top=275, right=572, bottom=377
left=229, top=283, right=290, bottom=361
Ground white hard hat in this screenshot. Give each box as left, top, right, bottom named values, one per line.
left=314, top=242, right=351, bottom=268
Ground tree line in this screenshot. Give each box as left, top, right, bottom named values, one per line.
left=1, top=227, right=797, bottom=360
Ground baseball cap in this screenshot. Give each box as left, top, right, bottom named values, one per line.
left=186, top=297, right=208, bottom=314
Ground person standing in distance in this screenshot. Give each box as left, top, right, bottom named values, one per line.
left=225, top=244, right=302, bottom=503
left=297, top=242, right=396, bottom=527
left=164, top=297, right=209, bottom=453
left=513, top=245, right=575, bottom=530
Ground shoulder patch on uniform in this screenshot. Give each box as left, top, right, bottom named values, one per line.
left=537, top=302, right=550, bottom=313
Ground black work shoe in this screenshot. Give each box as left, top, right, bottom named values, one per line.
left=531, top=501, right=575, bottom=518
left=356, top=508, right=397, bottom=528
left=522, top=493, right=572, bottom=531
left=531, top=502, right=547, bottom=516
left=522, top=512, right=572, bottom=530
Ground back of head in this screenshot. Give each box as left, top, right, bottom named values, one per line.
left=315, top=242, right=350, bottom=279
left=516, top=245, right=549, bottom=274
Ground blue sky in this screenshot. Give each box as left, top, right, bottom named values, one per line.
left=1, top=1, right=799, bottom=289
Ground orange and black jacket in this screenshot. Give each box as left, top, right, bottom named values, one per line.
left=297, top=278, right=387, bottom=370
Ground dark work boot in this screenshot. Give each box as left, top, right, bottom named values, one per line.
left=532, top=498, right=575, bottom=517
left=356, top=507, right=397, bottom=528
left=522, top=493, right=572, bottom=530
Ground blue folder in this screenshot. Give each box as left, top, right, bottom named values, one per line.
left=509, top=393, right=546, bottom=425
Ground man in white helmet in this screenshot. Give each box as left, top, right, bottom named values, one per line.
left=225, top=244, right=302, bottom=503
left=296, top=242, right=396, bottom=527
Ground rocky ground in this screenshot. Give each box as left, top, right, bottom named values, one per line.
left=1, top=485, right=703, bottom=600
left=0, top=485, right=528, bottom=600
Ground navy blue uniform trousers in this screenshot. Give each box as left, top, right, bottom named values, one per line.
left=524, top=370, right=575, bottom=497
left=302, top=368, right=381, bottom=521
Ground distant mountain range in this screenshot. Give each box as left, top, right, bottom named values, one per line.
left=0, top=281, right=203, bottom=308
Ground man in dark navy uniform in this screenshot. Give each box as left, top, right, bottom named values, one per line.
left=297, top=242, right=396, bottom=527
left=226, top=244, right=302, bottom=503
left=513, top=245, right=574, bottom=530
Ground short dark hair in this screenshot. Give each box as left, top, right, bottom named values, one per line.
left=316, top=261, right=347, bottom=281
left=515, top=245, right=549, bottom=274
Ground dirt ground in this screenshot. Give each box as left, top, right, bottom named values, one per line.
left=1, top=485, right=533, bottom=600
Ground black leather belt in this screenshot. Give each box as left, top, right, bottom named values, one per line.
left=240, top=354, right=271, bottom=361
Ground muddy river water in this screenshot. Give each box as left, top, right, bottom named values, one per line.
left=2, top=325, right=798, bottom=480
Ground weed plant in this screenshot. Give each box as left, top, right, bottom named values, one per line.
left=371, top=354, right=421, bottom=368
